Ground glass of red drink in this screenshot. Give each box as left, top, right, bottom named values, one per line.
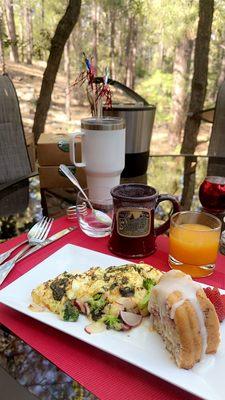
left=199, top=176, right=225, bottom=213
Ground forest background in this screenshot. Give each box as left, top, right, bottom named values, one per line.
left=0, top=0, right=224, bottom=209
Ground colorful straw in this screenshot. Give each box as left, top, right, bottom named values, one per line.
left=71, top=53, right=112, bottom=116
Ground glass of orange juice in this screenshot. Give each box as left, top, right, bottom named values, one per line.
left=169, top=211, right=221, bottom=278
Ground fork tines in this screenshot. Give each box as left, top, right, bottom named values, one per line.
left=33, top=217, right=54, bottom=240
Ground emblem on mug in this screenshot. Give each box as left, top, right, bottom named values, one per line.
left=116, top=207, right=151, bottom=238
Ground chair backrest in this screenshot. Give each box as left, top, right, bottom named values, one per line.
left=0, top=74, right=31, bottom=184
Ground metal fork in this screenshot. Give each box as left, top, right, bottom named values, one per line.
left=0, top=217, right=53, bottom=265
left=0, top=217, right=54, bottom=285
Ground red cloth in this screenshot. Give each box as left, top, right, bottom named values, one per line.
left=0, top=216, right=224, bottom=400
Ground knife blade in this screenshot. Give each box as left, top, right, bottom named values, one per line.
left=19, top=226, right=77, bottom=262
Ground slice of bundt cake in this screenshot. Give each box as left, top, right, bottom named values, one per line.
left=148, top=270, right=220, bottom=369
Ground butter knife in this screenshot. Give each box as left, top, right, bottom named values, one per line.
left=0, top=227, right=76, bottom=286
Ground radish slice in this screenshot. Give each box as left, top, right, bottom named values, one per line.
left=121, top=323, right=131, bottom=331
left=120, top=311, right=142, bottom=327
left=74, top=300, right=86, bottom=314
left=85, top=322, right=106, bottom=334
left=84, top=302, right=91, bottom=316
left=29, top=303, right=47, bottom=312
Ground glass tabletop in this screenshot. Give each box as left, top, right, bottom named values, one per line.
left=0, top=324, right=98, bottom=400
left=0, top=155, right=215, bottom=241
left=0, top=155, right=224, bottom=399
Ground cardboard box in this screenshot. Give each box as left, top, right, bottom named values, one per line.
left=37, top=133, right=86, bottom=190
left=39, top=166, right=86, bottom=189
left=37, top=133, right=81, bottom=166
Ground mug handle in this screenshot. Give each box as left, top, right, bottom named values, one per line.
left=154, top=194, right=180, bottom=236
left=69, top=132, right=86, bottom=167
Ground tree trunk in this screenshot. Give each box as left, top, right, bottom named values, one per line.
left=41, top=0, right=45, bottom=27
left=125, top=17, right=132, bottom=87
left=19, top=0, right=25, bottom=63
left=125, top=17, right=138, bottom=89
left=4, top=0, right=19, bottom=62
left=180, top=0, right=214, bottom=210
left=207, top=80, right=225, bottom=177
left=64, top=38, right=71, bottom=121
left=118, top=28, right=123, bottom=76
left=39, top=0, right=45, bottom=59
left=32, top=0, right=81, bottom=144
left=157, top=24, right=164, bottom=70
left=131, top=22, right=138, bottom=89
left=25, top=1, right=33, bottom=64
left=0, top=11, right=6, bottom=74
left=71, top=17, right=84, bottom=106
left=109, top=8, right=116, bottom=79
left=92, top=0, right=99, bottom=71
left=217, top=48, right=225, bottom=89
left=169, top=36, right=193, bottom=145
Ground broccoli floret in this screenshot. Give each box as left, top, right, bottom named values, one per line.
left=102, top=315, right=122, bottom=331
left=88, top=295, right=106, bottom=310
left=139, top=278, right=156, bottom=311
left=91, top=308, right=103, bottom=321
left=61, top=300, right=80, bottom=322
left=139, top=292, right=151, bottom=310
left=93, top=292, right=103, bottom=300
left=143, top=278, right=155, bottom=291
left=88, top=294, right=107, bottom=321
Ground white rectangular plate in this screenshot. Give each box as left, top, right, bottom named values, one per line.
left=0, top=244, right=225, bottom=400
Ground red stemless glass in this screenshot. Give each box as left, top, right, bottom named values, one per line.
left=199, top=176, right=225, bottom=213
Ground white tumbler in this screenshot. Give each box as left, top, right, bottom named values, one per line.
left=70, top=117, right=126, bottom=204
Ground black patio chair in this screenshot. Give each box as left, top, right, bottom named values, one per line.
left=0, top=74, right=37, bottom=216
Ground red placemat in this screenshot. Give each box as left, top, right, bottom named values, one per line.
left=0, top=216, right=225, bottom=400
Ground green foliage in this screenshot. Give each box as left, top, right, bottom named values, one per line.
left=136, top=71, right=173, bottom=123
left=33, top=29, right=51, bottom=59
left=150, top=0, right=198, bottom=44
left=206, top=0, right=225, bottom=102
left=2, top=35, right=13, bottom=49
left=147, top=157, right=183, bottom=198
left=3, top=0, right=225, bottom=133
left=135, top=59, right=148, bottom=79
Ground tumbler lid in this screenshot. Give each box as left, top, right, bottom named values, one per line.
left=81, top=117, right=125, bottom=131
left=104, top=103, right=156, bottom=112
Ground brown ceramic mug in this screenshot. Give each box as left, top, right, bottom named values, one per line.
left=108, top=183, right=180, bottom=258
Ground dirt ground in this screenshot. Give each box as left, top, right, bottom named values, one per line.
left=5, top=60, right=212, bottom=155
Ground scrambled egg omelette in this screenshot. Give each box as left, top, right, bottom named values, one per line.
left=31, top=263, right=162, bottom=331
